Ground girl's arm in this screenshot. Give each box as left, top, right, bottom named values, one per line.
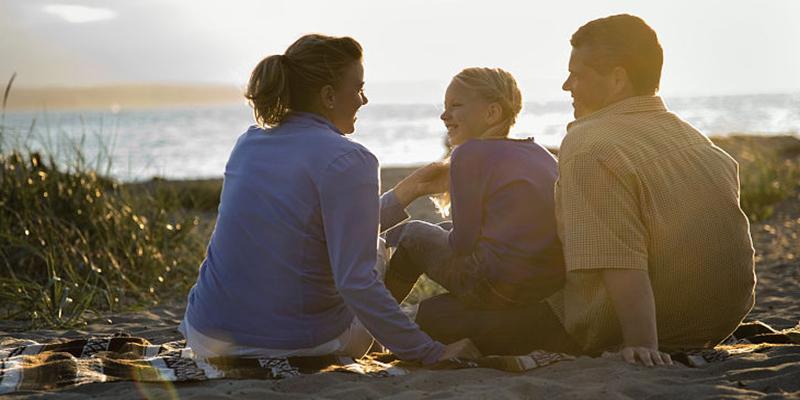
left=448, top=143, right=486, bottom=254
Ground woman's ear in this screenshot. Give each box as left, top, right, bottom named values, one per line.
left=319, top=84, right=336, bottom=111
left=485, top=102, right=503, bottom=125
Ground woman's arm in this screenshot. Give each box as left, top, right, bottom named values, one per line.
left=392, top=162, right=450, bottom=208
left=380, top=162, right=449, bottom=232
left=320, top=149, right=446, bottom=364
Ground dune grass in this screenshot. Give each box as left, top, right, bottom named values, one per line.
left=712, top=135, right=800, bottom=221
left=1, top=82, right=211, bottom=328
left=739, top=155, right=797, bottom=221
left=0, top=146, right=209, bottom=328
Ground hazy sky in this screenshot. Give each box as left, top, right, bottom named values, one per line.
left=2, top=0, right=799, bottom=103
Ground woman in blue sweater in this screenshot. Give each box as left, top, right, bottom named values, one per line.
left=179, top=34, right=477, bottom=364
left=385, top=68, right=567, bottom=355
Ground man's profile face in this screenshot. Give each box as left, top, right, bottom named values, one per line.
left=562, top=46, right=617, bottom=119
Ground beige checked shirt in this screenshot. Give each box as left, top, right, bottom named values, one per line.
left=548, top=96, right=756, bottom=353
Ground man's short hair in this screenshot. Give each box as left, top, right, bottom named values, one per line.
left=571, top=14, right=663, bottom=95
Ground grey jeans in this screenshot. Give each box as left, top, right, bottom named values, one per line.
left=385, top=220, right=529, bottom=310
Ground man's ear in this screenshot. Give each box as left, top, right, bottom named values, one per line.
left=486, top=102, right=503, bottom=125
left=319, top=84, right=336, bottom=110
left=611, top=66, right=634, bottom=97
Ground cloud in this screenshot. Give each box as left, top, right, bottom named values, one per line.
left=43, top=4, right=117, bottom=23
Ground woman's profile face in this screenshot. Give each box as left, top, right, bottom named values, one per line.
left=329, top=62, right=368, bottom=134
left=440, top=81, right=492, bottom=147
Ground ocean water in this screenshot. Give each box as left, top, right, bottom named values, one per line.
left=2, top=92, right=799, bottom=181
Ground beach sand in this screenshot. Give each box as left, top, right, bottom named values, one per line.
left=2, top=138, right=800, bottom=399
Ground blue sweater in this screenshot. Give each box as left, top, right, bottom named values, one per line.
left=184, top=112, right=444, bottom=364
left=449, top=138, right=564, bottom=296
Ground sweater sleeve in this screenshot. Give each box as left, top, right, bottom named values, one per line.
left=448, top=142, right=487, bottom=255
left=319, top=148, right=445, bottom=365
left=379, top=189, right=410, bottom=233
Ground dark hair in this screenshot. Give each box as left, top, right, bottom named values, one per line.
left=570, top=14, right=663, bottom=95
left=245, top=34, right=363, bottom=127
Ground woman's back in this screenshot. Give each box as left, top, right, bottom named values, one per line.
left=186, top=112, right=377, bottom=349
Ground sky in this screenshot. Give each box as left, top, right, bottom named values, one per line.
left=2, top=0, right=799, bottom=103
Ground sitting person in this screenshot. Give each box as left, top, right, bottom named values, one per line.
left=179, top=34, right=478, bottom=364
left=384, top=67, right=566, bottom=355
left=553, top=14, right=756, bottom=366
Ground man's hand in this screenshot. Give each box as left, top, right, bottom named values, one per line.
left=602, top=346, right=673, bottom=367
left=602, top=269, right=674, bottom=367
left=393, top=162, right=450, bottom=208
left=437, top=338, right=481, bottom=361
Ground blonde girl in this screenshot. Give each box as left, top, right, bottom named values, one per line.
left=384, top=67, right=566, bottom=355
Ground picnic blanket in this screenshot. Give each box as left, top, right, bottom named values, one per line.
left=0, top=333, right=574, bottom=394
left=2, top=321, right=796, bottom=394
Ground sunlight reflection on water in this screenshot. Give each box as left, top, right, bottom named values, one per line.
left=2, top=93, right=798, bottom=181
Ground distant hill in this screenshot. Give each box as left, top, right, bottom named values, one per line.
left=4, top=84, right=245, bottom=111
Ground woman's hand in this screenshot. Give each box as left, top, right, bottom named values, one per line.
left=437, top=338, right=482, bottom=361
left=393, top=162, right=450, bottom=208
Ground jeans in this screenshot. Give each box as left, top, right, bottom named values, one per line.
left=385, top=220, right=531, bottom=310
left=386, top=220, right=578, bottom=356
left=415, top=293, right=582, bottom=356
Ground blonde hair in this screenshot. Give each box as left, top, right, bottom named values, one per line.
left=433, top=67, right=523, bottom=217
left=451, top=67, right=523, bottom=137
left=245, top=34, right=363, bottom=128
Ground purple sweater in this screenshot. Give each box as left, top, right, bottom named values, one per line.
left=448, top=138, right=564, bottom=295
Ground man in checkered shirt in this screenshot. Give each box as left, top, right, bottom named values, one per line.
left=551, top=13, right=756, bottom=366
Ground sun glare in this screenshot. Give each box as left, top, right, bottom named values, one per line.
left=43, top=4, right=117, bottom=24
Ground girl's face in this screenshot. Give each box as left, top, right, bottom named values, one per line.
left=440, top=81, right=493, bottom=147
left=329, top=62, right=368, bottom=134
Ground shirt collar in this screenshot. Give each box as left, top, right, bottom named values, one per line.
left=283, top=111, right=344, bottom=136
left=567, top=95, right=667, bottom=131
